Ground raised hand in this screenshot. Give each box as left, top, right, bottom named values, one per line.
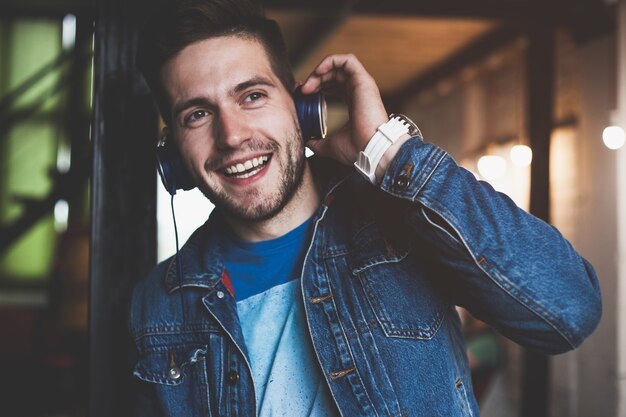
left=299, top=54, right=388, bottom=167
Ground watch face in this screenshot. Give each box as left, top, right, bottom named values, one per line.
left=391, top=113, right=420, bottom=137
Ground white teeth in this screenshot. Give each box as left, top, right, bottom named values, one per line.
left=224, top=155, right=270, bottom=177
left=238, top=166, right=263, bottom=178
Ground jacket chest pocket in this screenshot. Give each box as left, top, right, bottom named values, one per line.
left=133, top=345, right=212, bottom=416
left=347, top=223, right=448, bottom=340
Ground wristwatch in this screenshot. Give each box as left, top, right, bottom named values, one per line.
left=354, top=113, right=420, bottom=184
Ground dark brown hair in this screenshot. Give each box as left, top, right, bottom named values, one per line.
left=137, top=0, right=295, bottom=123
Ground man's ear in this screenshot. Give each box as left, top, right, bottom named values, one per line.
left=161, top=126, right=171, bottom=143
left=291, top=80, right=302, bottom=94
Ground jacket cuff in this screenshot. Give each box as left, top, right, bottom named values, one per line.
left=379, top=136, right=447, bottom=201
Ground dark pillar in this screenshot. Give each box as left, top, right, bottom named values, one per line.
left=66, top=12, right=93, bottom=220
left=522, top=21, right=555, bottom=417
left=89, top=0, right=159, bottom=415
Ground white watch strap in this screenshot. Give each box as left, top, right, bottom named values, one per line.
left=354, top=115, right=410, bottom=183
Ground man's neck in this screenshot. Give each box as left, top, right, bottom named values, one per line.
left=224, top=163, right=320, bottom=242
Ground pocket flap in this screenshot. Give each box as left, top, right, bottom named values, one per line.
left=133, top=346, right=207, bottom=386
left=347, top=222, right=411, bottom=274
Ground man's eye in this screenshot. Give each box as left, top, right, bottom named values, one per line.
left=244, top=92, right=265, bottom=103
left=186, top=110, right=208, bottom=123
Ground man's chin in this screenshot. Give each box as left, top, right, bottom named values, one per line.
left=199, top=188, right=283, bottom=223
left=223, top=199, right=280, bottom=222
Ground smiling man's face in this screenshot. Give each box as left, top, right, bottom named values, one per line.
left=161, top=35, right=306, bottom=222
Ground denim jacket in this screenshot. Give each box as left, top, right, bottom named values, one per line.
left=129, top=137, right=601, bottom=417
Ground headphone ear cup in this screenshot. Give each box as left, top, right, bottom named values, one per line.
left=156, top=139, right=195, bottom=195
left=294, top=86, right=327, bottom=140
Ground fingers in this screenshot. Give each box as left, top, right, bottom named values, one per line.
left=301, top=54, right=370, bottom=94
left=299, top=53, right=388, bottom=166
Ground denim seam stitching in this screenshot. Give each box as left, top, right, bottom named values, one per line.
left=357, top=273, right=446, bottom=339
left=326, top=279, right=379, bottom=417
left=419, top=206, right=463, bottom=246
left=135, top=326, right=220, bottom=340
left=409, top=149, right=447, bottom=201
left=351, top=248, right=411, bottom=274
left=416, top=199, right=577, bottom=348
left=133, top=347, right=207, bottom=385
left=483, top=266, right=576, bottom=347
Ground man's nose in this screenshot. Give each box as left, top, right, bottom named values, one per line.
left=214, top=109, right=251, bottom=149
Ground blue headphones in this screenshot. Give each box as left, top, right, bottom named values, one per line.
left=156, top=86, right=327, bottom=195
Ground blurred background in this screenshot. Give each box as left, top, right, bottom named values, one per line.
left=0, top=0, right=624, bottom=416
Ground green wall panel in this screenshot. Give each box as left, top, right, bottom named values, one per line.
left=0, top=18, right=63, bottom=283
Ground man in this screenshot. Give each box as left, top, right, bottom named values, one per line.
left=130, top=1, right=602, bottom=415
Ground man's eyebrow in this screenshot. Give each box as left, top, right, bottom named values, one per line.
left=232, top=76, right=276, bottom=95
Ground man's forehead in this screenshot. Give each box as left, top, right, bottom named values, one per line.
left=171, top=36, right=271, bottom=73
left=162, top=35, right=276, bottom=94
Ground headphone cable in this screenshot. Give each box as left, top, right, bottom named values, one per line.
left=170, top=194, right=187, bottom=326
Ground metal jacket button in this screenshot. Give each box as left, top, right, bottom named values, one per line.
left=394, top=174, right=409, bottom=189
left=168, top=351, right=181, bottom=381
left=227, top=370, right=240, bottom=385
left=394, top=163, right=414, bottom=190
left=168, top=366, right=181, bottom=381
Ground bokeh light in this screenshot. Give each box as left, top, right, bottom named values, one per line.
left=602, top=126, right=625, bottom=150
left=477, top=155, right=507, bottom=180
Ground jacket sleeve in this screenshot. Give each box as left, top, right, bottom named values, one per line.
left=378, top=136, right=601, bottom=354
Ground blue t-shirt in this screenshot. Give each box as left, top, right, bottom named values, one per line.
left=221, top=218, right=338, bottom=416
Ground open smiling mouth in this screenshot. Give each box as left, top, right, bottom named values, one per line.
left=222, top=154, right=271, bottom=179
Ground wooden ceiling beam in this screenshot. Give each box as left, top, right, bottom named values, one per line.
left=383, top=25, right=522, bottom=108
left=265, top=0, right=605, bottom=22
left=354, top=0, right=605, bottom=23
left=265, top=0, right=611, bottom=42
